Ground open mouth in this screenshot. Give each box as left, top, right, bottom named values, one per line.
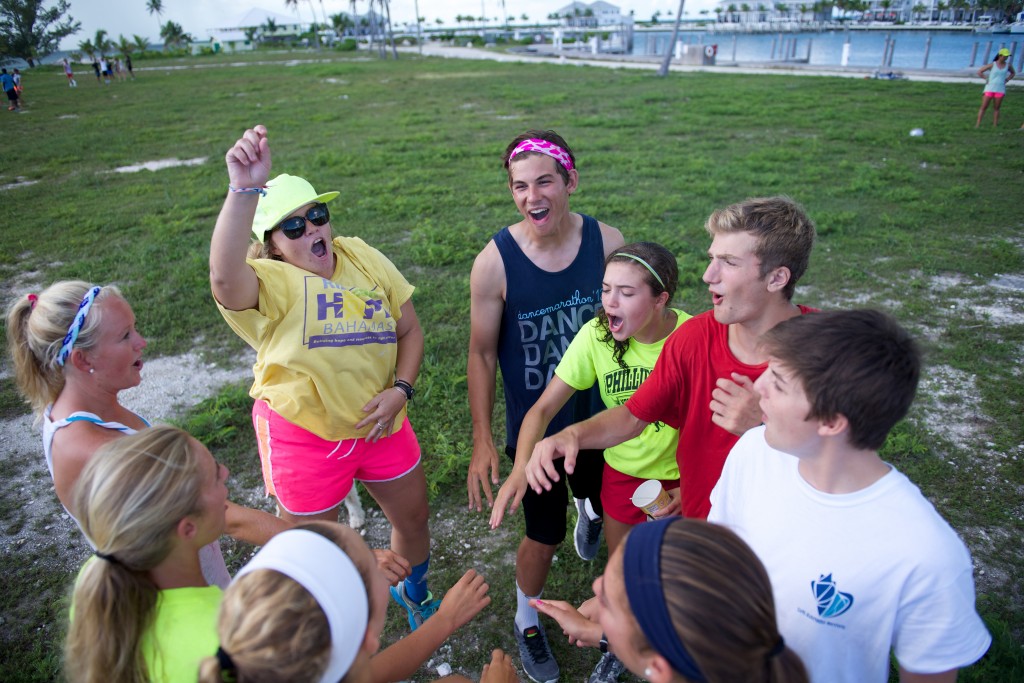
left=608, top=315, right=624, bottom=333
left=312, top=238, right=327, bottom=258
left=529, top=208, right=549, bottom=222
left=710, top=292, right=724, bottom=306
left=133, top=358, right=144, bottom=370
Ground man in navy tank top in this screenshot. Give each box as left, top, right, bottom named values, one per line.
left=467, top=130, right=625, bottom=683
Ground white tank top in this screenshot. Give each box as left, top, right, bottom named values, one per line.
left=42, top=405, right=232, bottom=588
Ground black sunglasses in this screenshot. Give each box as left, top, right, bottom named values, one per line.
left=275, top=203, right=330, bottom=240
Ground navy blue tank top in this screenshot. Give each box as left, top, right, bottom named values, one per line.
left=494, top=214, right=605, bottom=447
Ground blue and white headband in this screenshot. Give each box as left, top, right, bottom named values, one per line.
left=56, top=286, right=102, bottom=367
left=623, top=518, right=707, bottom=681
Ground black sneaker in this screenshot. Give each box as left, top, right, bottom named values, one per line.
left=514, top=621, right=559, bottom=683
left=574, top=497, right=603, bottom=561
left=589, top=651, right=626, bottom=683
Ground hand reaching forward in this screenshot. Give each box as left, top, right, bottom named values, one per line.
left=479, top=649, right=519, bottom=683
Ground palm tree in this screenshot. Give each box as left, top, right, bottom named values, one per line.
left=160, top=21, right=191, bottom=50
left=78, top=38, right=96, bottom=61
left=94, top=29, right=111, bottom=55
left=133, top=35, right=149, bottom=53
left=284, top=0, right=321, bottom=49
left=658, top=0, right=687, bottom=76
left=117, top=34, right=134, bottom=55
left=266, top=17, right=279, bottom=37
left=146, top=0, right=164, bottom=35
left=331, top=12, right=354, bottom=36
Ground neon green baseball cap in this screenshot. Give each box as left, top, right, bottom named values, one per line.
left=997, top=48, right=1011, bottom=57
left=252, top=174, right=340, bottom=242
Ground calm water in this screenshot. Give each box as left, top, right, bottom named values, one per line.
left=632, top=29, right=1023, bottom=71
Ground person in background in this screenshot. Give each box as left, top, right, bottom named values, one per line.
left=63, top=58, right=78, bottom=87
left=976, top=47, right=1015, bottom=127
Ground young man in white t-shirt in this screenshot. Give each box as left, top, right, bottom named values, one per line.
left=709, top=309, right=990, bottom=683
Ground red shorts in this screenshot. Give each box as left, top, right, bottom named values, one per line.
left=252, top=399, right=421, bottom=515
left=600, top=462, right=680, bottom=525
left=983, top=91, right=1005, bottom=99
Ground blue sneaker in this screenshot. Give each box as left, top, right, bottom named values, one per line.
left=390, top=582, right=440, bottom=631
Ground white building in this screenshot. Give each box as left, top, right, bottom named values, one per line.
left=554, top=2, right=630, bottom=27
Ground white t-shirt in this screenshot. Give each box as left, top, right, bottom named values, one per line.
left=709, top=427, right=991, bottom=682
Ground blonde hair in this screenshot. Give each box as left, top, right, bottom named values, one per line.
left=5, top=280, right=124, bottom=415
left=198, top=521, right=376, bottom=683
left=246, top=239, right=279, bottom=260
left=705, top=196, right=816, bottom=300
left=64, top=426, right=205, bottom=683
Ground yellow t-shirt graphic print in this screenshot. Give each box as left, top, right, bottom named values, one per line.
left=218, top=236, right=414, bottom=441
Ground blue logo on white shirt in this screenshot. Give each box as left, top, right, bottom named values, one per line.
left=811, top=573, right=854, bottom=618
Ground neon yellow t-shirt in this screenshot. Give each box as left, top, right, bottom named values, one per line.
left=555, top=310, right=689, bottom=480
left=218, top=237, right=414, bottom=440
left=71, top=558, right=222, bottom=683
left=142, top=585, right=223, bottom=683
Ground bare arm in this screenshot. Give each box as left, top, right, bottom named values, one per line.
left=490, top=377, right=576, bottom=528
left=356, top=299, right=423, bottom=439
left=466, top=244, right=506, bottom=512
left=224, top=501, right=290, bottom=546
left=210, top=126, right=270, bottom=312
left=978, top=64, right=992, bottom=79
left=598, top=221, right=625, bottom=258
left=526, top=405, right=647, bottom=494
left=899, top=667, right=957, bottom=683
left=369, top=570, right=490, bottom=683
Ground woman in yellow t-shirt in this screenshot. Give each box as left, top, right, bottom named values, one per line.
left=211, top=125, right=435, bottom=630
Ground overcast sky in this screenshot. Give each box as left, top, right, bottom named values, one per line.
left=59, top=0, right=720, bottom=50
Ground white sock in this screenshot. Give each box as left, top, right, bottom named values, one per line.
left=579, top=497, right=600, bottom=521
left=515, top=583, right=541, bottom=631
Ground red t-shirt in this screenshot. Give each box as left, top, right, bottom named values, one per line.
left=626, top=306, right=816, bottom=519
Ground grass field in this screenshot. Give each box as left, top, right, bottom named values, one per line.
left=0, top=49, right=1021, bottom=681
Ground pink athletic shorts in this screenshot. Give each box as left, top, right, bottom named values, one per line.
left=252, top=399, right=421, bottom=515
left=983, top=91, right=1005, bottom=99
left=600, top=462, right=680, bottom=525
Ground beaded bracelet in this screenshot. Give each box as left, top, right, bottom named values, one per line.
left=228, top=185, right=267, bottom=196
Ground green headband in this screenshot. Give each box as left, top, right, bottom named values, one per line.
left=618, top=253, right=666, bottom=290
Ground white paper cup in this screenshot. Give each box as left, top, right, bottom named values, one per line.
left=631, top=479, right=671, bottom=517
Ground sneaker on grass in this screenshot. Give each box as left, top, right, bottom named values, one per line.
left=514, top=621, right=559, bottom=683
left=588, top=651, right=626, bottom=683
left=574, top=497, right=603, bottom=561
left=390, top=583, right=440, bottom=631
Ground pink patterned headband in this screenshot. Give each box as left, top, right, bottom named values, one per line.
left=508, top=139, right=575, bottom=171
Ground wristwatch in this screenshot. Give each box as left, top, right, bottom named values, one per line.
left=394, top=379, right=415, bottom=401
